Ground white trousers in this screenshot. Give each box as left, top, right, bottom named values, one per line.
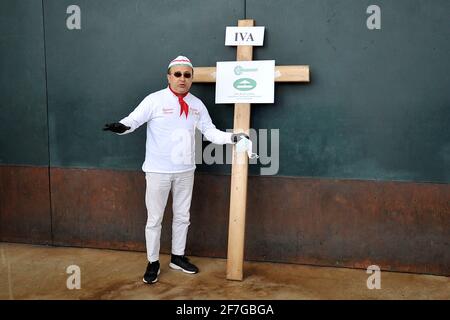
left=145, top=170, right=195, bottom=262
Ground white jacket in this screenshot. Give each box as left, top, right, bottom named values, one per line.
left=119, top=87, right=232, bottom=173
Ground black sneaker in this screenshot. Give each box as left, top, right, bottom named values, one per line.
left=143, top=261, right=160, bottom=284
left=169, top=255, right=199, bottom=274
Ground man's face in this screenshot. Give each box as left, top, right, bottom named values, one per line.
left=167, top=65, right=193, bottom=94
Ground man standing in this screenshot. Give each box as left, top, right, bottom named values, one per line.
left=103, top=56, right=247, bottom=284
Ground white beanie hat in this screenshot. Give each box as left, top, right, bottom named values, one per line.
left=168, top=55, right=193, bottom=69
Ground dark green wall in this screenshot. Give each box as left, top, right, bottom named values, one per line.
left=0, top=0, right=48, bottom=166
left=44, top=0, right=240, bottom=170
left=246, top=0, right=450, bottom=182
left=1, top=0, right=449, bottom=183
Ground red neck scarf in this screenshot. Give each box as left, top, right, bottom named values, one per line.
left=169, top=86, right=189, bottom=118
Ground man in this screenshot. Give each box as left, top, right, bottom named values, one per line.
left=103, top=56, right=248, bottom=284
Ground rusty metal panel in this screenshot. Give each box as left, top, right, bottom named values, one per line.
left=0, top=166, right=52, bottom=244
left=244, top=177, right=450, bottom=276
left=47, top=167, right=450, bottom=276
left=185, top=173, right=231, bottom=258
left=50, top=167, right=147, bottom=251
left=50, top=168, right=195, bottom=255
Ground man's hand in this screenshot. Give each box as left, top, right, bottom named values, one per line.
left=103, top=122, right=130, bottom=134
left=231, top=132, right=249, bottom=143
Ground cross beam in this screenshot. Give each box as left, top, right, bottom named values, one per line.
left=193, top=65, right=310, bottom=83
left=193, top=19, right=310, bottom=281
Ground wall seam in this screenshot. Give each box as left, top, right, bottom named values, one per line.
left=41, top=0, right=53, bottom=246
left=244, top=0, right=247, bottom=19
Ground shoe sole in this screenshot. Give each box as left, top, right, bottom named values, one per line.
left=142, top=269, right=160, bottom=284
left=169, top=262, right=197, bottom=274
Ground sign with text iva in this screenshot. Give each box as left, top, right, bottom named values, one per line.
left=225, top=26, right=265, bottom=46
left=215, top=60, right=275, bottom=104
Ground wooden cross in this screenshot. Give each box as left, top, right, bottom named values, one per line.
left=193, top=19, right=310, bottom=281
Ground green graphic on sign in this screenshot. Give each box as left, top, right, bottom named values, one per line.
left=234, top=65, right=258, bottom=75
left=233, top=78, right=257, bottom=91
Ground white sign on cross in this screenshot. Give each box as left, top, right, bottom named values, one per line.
left=193, top=19, right=310, bottom=281
left=215, top=60, right=275, bottom=104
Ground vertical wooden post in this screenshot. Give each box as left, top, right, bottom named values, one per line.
left=192, top=19, right=309, bottom=281
left=226, top=19, right=254, bottom=281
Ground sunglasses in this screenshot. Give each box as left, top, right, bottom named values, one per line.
left=172, top=71, right=192, bottom=79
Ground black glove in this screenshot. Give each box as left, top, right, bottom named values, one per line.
left=103, top=122, right=130, bottom=134
left=231, top=132, right=249, bottom=143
